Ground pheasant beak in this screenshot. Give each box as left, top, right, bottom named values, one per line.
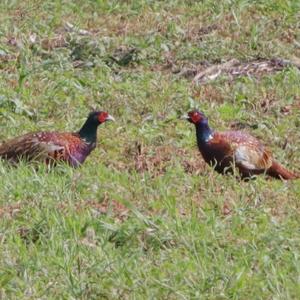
left=181, top=114, right=190, bottom=121
left=106, top=114, right=115, bottom=122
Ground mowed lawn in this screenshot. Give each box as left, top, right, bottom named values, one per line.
left=0, top=1, right=300, bottom=298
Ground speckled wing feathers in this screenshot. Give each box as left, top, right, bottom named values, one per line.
left=0, top=131, right=88, bottom=166
left=0, top=133, right=47, bottom=161
left=211, top=131, right=273, bottom=171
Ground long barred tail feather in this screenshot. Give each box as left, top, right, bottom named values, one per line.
left=267, top=161, right=299, bottom=180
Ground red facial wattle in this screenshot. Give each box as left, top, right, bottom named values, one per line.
left=98, top=112, right=108, bottom=123
left=188, top=112, right=202, bottom=124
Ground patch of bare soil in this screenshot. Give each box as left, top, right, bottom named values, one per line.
left=58, top=198, right=129, bottom=222
left=125, top=143, right=206, bottom=177
left=0, top=203, right=22, bottom=218
left=280, top=97, right=300, bottom=115
left=185, top=24, right=219, bottom=42
left=175, top=58, right=300, bottom=84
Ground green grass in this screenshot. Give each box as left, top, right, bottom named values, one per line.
left=0, top=0, right=300, bottom=298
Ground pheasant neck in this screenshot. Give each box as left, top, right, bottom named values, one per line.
left=78, top=121, right=99, bottom=144
left=195, top=122, right=213, bottom=145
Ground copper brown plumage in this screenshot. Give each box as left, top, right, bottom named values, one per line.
left=0, top=111, right=115, bottom=167
left=183, top=110, right=299, bottom=180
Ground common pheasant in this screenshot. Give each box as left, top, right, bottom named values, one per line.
left=183, top=110, right=298, bottom=180
left=0, top=111, right=114, bottom=167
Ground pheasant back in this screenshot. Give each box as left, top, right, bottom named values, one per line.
left=0, top=132, right=94, bottom=167
left=202, top=131, right=273, bottom=177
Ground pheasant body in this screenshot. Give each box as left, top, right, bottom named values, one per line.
left=0, top=111, right=114, bottom=167
left=184, top=110, right=298, bottom=180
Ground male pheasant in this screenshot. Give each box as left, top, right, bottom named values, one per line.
left=183, top=110, right=298, bottom=180
left=0, top=111, right=114, bottom=167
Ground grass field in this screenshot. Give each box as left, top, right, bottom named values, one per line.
left=0, top=0, right=300, bottom=298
